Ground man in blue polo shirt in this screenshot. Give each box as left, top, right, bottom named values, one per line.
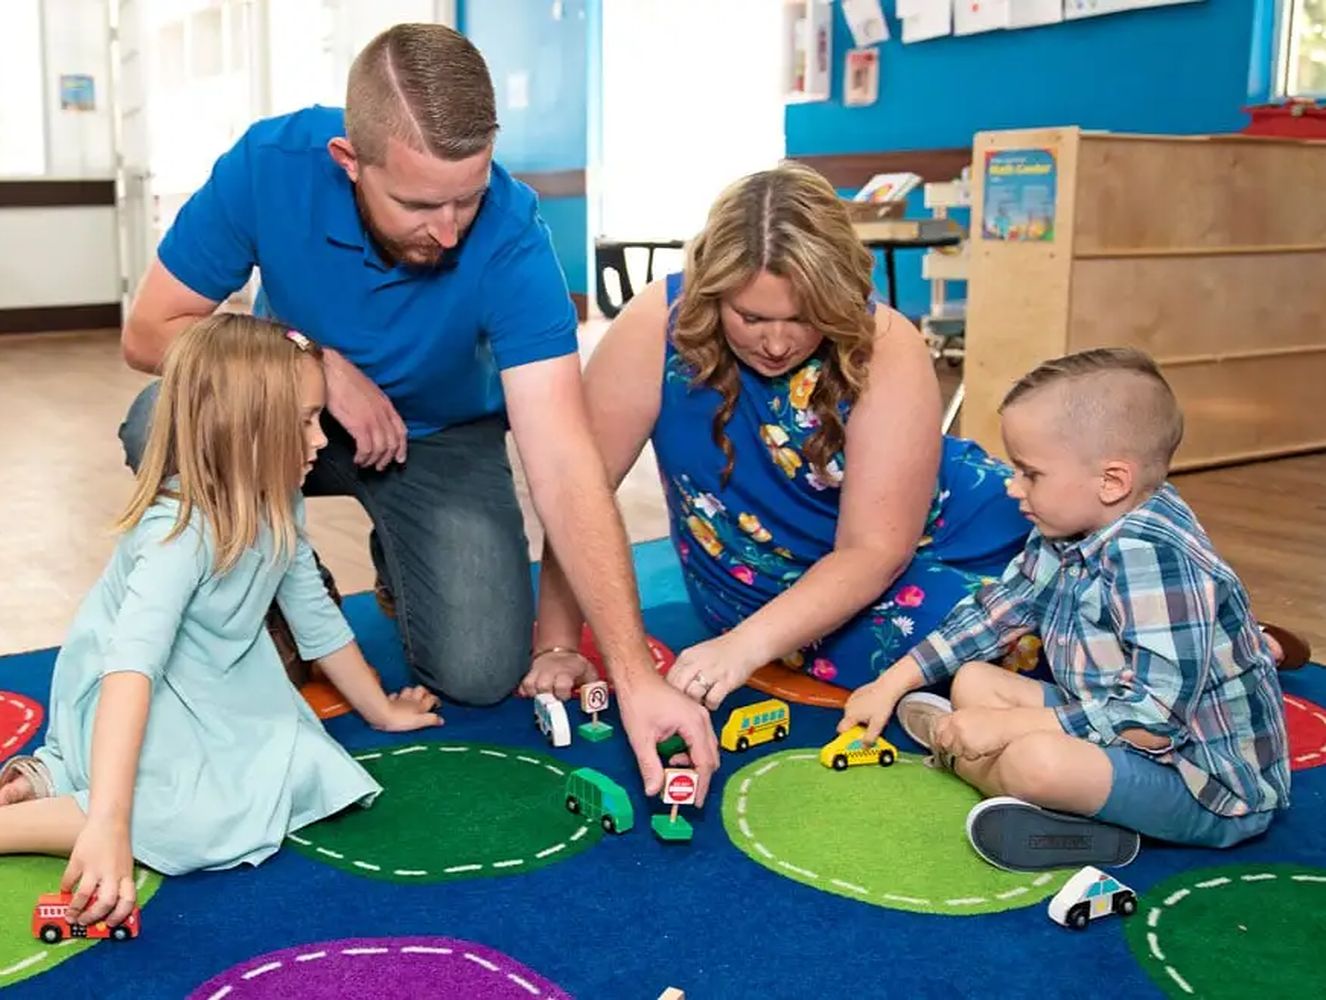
left=117, top=23, right=717, bottom=800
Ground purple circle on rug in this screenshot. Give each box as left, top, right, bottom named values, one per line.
left=187, top=936, right=572, bottom=999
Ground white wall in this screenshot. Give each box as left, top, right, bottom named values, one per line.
left=0, top=0, right=118, bottom=314
left=0, top=0, right=46, bottom=176
left=598, top=0, right=785, bottom=242
left=0, top=207, right=120, bottom=309
left=266, top=0, right=454, bottom=116
left=43, top=0, right=116, bottom=178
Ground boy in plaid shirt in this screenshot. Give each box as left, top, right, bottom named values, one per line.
left=841, top=348, right=1290, bottom=871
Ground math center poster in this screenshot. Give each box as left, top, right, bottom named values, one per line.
left=981, top=148, right=1057, bottom=242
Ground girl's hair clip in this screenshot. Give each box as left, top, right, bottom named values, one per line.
left=285, top=329, right=312, bottom=352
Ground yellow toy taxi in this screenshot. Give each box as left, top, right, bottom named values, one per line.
left=819, top=726, right=898, bottom=771
left=720, top=698, right=791, bottom=752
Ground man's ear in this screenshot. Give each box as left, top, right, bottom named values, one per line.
left=328, top=138, right=361, bottom=183
left=1098, top=459, right=1134, bottom=506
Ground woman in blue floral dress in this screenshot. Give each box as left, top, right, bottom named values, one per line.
left=522, top=163, right=1031, bottom=707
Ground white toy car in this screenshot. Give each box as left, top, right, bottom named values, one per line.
left=1047, top=866, right=1138, bottom=930
left=534, top=692, right=572, bottom=748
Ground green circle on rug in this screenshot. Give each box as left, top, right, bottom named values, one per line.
left=0, top=856, right=162, bottom=989
left=288, top=742, right=602, bottom=883
left=1124, top=863, right=1326, bottom=999
left=722, top=750, right=1069, bottom=915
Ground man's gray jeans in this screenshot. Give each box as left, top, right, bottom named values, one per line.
left=120, top=381, right=534, bottom=705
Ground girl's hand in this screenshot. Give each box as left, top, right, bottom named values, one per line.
left=373, top=686, right=444, bottom=732
left=666, top=632, right=765, bottom=710
left=61, top=819, right=136, bottom=928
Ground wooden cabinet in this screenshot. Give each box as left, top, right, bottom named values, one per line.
left=964, top=126, right=1326, bottom=471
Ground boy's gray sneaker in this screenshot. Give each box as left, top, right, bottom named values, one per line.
left=966, top=796, right=1141, bottom=872
left=896, top=692, right=953, bottom=750
left=896, top=692, right=956, bottom=770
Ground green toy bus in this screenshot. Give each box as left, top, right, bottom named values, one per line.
left=564, top=767, right=634, bottom=834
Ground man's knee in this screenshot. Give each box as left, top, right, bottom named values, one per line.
left=403, top=582, right=534, bottom=706
left=119, top=381, right=161, bottom=474
left=411, top=628, right=530, bottom=706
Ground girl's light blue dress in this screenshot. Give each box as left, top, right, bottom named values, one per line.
left=35, top=492, right=380, bottom=876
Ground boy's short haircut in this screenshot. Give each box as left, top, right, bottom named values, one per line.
left=1000, top=347, right=1184, bottom=487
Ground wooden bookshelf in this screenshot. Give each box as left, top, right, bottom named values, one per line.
left=964, top=126, right=1326, bottom=471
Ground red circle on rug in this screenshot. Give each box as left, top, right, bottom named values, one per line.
left=1284, top=694, right=1326, bottom=771
left=576, top=625, right=675, bottom=688
left=0, top=693, right=42, bottom=763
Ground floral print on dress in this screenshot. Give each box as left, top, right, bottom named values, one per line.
left=1001, top=634, right=1044, bottom=674
left=669, top=475, right=802, bottom=589
left=738, top=513, right=772, bottom=543
left=659, top=303, right=1031, bottom=689
left=760, top=424, right=803, bottom=478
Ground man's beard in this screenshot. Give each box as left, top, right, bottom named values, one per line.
left=354, top=184, right=446, bottom=270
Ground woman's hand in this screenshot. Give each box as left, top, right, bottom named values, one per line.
left=666, top=632, right=766, bottom=710
left=61, top=819, right=136, bottom=928
left=372, top=686, right=444, bottom=732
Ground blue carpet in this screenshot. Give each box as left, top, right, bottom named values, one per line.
left=1, top=538, right=1323, bottom=999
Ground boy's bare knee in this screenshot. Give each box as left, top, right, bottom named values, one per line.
left=995, top=732, right=1064, bottom=800
left=950, top=661, right=999, bottom=710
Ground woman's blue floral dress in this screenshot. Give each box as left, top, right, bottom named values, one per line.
left=651, top=273, right=1034, bottom=688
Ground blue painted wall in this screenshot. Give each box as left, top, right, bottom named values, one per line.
left=460, top=0, right=594, bottom=296
left=786, top=0, right=1264, bottom=316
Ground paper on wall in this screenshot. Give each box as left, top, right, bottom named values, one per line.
left=901, top=0, right=953, bottom=43
left=1064, top=0, right=1201, bottom=19
left=842, top=0, right=889, bottom=46
left=1007, top=0, right=1062, bottom=28
left=953, top=0, right=1008, bottom=35
left=895, top=0, right=925, bottom=16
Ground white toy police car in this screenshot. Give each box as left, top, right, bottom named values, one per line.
left=1047, top=866, right=1138, bottom=930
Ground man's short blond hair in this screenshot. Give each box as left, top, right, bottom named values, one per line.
left=345, top=23, right=497, bottom=165
left=1000, top=347, right=1184, bottom=487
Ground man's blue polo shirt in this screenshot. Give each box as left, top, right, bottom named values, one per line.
left=157, top=106, right=578, bottom=437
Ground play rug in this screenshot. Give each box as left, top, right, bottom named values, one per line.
left=1, top=538, right=1323, bottom=998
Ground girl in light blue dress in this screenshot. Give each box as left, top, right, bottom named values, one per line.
left=0, top=316, right=440, bottom=929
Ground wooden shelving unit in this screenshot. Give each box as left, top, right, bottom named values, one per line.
left=964, top=126, right=1326, bottom=471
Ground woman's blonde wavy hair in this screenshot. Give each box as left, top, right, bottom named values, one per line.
left=672, top=161, right=878, bottom=484
left=116, top=314, right=322, bottom=573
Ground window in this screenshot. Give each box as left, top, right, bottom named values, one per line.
left=1279, top=0, right=1326, bottom=97
left=0, top=0, right=46, bottom=176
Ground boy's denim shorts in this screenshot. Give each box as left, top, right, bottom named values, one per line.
left=1039, top=681, right=1274, bottom=848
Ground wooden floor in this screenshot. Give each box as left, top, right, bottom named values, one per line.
left=1, top=329, right=1321, bottom=659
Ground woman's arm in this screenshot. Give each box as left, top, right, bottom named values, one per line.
left=522, top=280, right=670, bottom=694
left=730, top=310, right=942, bottom=665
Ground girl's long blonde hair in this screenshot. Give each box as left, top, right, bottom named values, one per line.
left=116, top=314, right=321, bottom=573
left=673, top=161, right=878, bottom=483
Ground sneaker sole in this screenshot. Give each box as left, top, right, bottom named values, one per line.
left=966, top=796, right=1140, bottom=872
left=896, top=692, right=953, bottom=752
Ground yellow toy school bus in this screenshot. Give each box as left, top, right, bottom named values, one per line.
left=720, top=698, right=791, bottom=752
